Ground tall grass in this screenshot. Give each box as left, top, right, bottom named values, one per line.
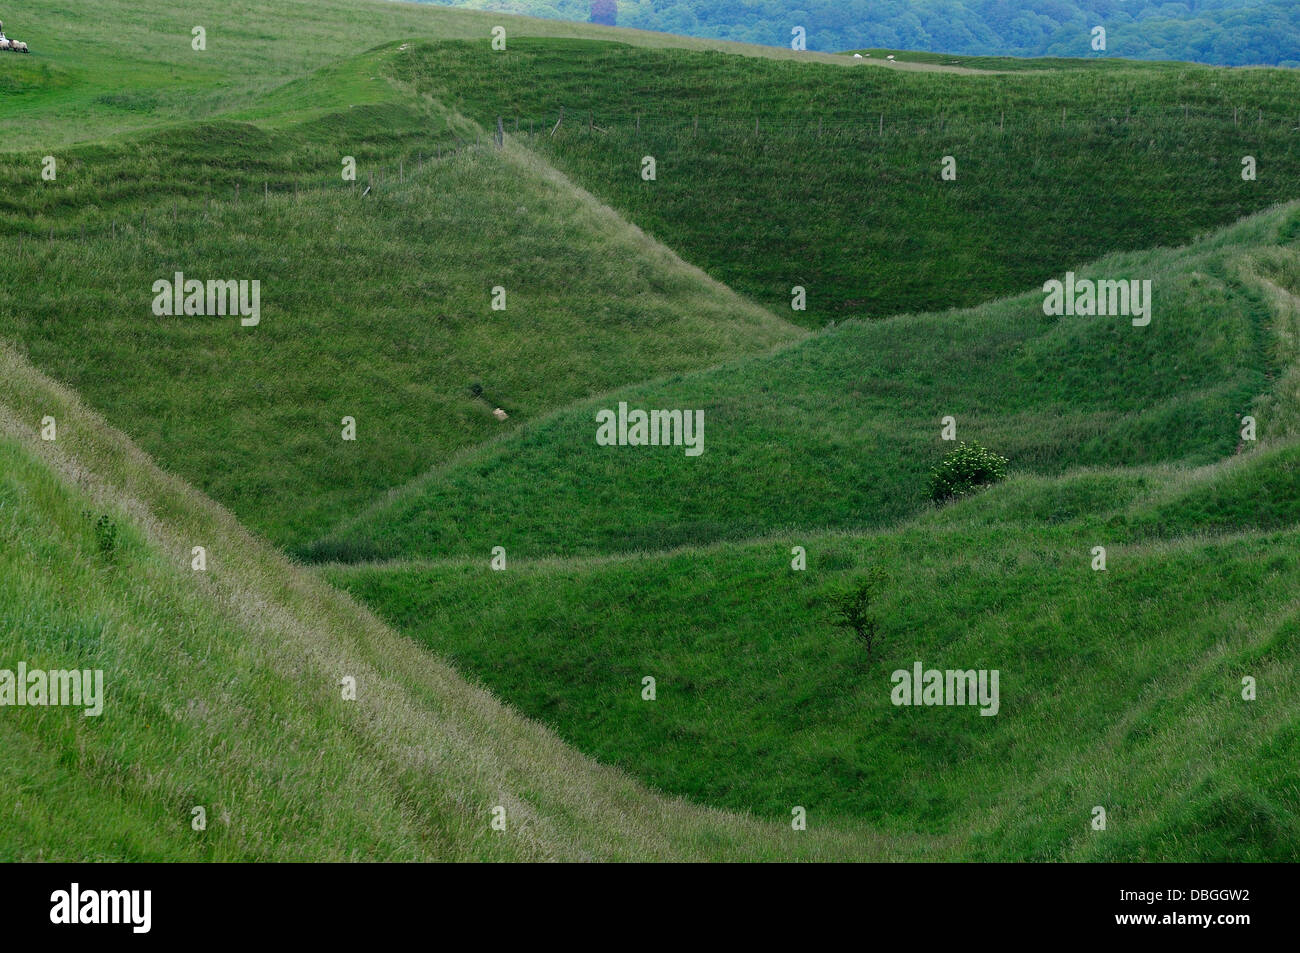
left=0, top=103, right=795, bottom=547
left=398, top=38, right=1300, bottom=324
left=326, top=205, right=1295, bottom=561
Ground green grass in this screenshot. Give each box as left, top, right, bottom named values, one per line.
left=842, top=49, right=1167, bottom=71
left=0, top=0, right=871, bottom=151
left=0, top=71, right=796, bottom=548
left=316, top=204, right=1300, bottom=858
left=321, top=204, right=1293, bottom=561
left=327, top=508, right=1300, bottom=859
left=4, top=0, right=1300, bottom=862
left=395, top=37, right=1300, bottom=325
left=0, top=343, right=917, bottom=861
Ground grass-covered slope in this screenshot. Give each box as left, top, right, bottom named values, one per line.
left=318, top=205, right=1300, bottom=859
left=321, top=203, right=1297, bottom=561
left=0, top=55, right=797, bottom=549
left=5, top=0, right=1299, bottom=863
left=329, top=500, right=1300, bottom=860
left=0, top=343, right=919, bottom=861
left=0, top=0, right=864, bottom=152
left=397, top=37, right=1300, bottom=324
left=7, top=24, right=1297, bottom=555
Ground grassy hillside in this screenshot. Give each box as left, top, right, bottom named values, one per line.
left=0, top=50, right=797, bottom=548
left=318, top=205, right=1300, bottom=859
left=4, top=0, right=1299, bottom=862
left=0, top=342, right=922, bottom=861
left=841, top=50, right=1139, bottom=70
left=397, top=37, right=1300, bottom=324
left=319, top=203, right=1296, bottom=561
left=7, top=19, right=1296, bottom=553
left=329, top=504, right=1300, bottom=859
left=0, top=0, right=868, bottom=151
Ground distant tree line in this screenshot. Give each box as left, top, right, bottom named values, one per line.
left=414, top=0, right=1300, bottom=67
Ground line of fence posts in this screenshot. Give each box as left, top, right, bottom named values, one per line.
left=17, top=99, right=1298, bottom=249
left=522, top=103, right=1289, bottom=138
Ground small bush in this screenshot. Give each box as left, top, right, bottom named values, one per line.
left=929, top=441, right=1008, bottom=503
left=831, top=567, right=888, bottom=660
left=83, top=511, right=118, bottom=558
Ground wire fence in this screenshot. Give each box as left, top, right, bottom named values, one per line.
left=503, top=104, right=1300, bottom=139
left=7, top=97, right=1300, bottom=251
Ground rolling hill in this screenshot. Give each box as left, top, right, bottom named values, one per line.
left=0, top=341, right=907, bottom=860
left=321, top=204, right=1300, bottom=858
left=413, top=0, right=1300, bottom=67
left=1, top=0, right=1297, bottom=861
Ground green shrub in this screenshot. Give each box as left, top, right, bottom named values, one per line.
left=83, top=511, right=118, bottom=558
left=831, top=567, right=888, bottom=660
left=929, top=442, right=1008, bottom=503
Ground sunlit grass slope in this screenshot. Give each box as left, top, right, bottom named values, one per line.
left=0, top=0, right=876, bottom=151
left=329, top=493, right=1300, bottom=860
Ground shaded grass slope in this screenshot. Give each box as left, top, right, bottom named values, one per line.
left=0, top=342, right=915, bottom=861
left=396, top=37, right=1300, bottom=325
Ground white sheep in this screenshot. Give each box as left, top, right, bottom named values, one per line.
left=0, top=19, right=29, bottom=52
